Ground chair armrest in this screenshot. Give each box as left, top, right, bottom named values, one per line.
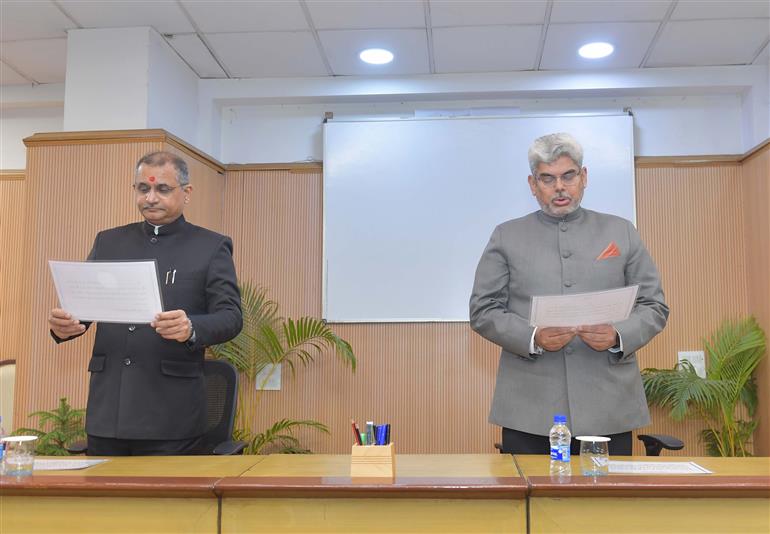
left=212, top=440, right=247, bottom=455
left=637, top=434, right=684, bottom=456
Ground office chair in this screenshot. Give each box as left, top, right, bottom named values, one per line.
left=494, top=433, right=684, bottom=456
left=197, top=358, right=247, bottom=455
left=68, top=358, right=246, bottom=455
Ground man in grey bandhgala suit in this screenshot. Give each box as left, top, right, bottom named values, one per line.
left=469, top=133, right=668, bottom=455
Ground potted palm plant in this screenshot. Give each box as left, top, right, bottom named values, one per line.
left=208, top=282, right=356, bottom=454
left=641, top=316, right=766, bottom=456
left=14, top=397, right=86, bottom=455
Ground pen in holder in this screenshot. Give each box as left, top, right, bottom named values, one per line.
left=350, top=442, right=396, bottom=479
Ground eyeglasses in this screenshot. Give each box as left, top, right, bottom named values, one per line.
left=133, top=183, right=180, bottom=197
left=536, top=169, right=582, bottom=187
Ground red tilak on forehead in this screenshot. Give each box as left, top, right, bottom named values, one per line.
left=148, top=176, right=156, bottom=182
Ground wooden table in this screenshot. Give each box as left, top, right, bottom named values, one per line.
left=3, top=454, right=768, bottom=533
left=216, top=454, right=528, bottom=533
left=515, top=454, right=770, bottom=534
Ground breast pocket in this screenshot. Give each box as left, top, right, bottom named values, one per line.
left=590, top=257, right=626, bottom=288
left=163, top=270, right=206, bottom=310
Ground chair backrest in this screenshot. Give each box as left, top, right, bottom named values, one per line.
left=0, top=360, right=16, bottom=431
left=198, top=359, right=239, bottom=454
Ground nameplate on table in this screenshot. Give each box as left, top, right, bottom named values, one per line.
left=608, top=460, right=712, bottom=475
left=33, top=458, right=108, bottom=471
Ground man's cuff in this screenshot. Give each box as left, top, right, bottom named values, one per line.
left=608, top=329, right=623, bottom=353
left=184, top=320, right=197, bottom=349
left=529, top=327, right=544, bottom=355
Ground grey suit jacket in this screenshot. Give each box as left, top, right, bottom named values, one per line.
left=469, top=207, right=668, bottom=436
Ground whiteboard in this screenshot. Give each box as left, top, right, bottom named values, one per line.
left=323, top=114, right=635, bottom=322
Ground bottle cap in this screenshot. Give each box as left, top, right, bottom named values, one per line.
left=553, top=414, right=567, bottom=423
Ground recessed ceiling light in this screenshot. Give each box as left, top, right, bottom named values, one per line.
left=578, top=42, right=614, bottom=59
left=359, top=48, right=394, bottom=65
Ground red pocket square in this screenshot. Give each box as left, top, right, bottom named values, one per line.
left=596, top=241, right=620, bottom=260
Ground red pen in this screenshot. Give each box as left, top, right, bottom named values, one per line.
left=351, top=419, right=362, bottom=445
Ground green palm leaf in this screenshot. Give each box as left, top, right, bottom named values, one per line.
left=642, top=361, right=732, bottom=420
left=642, top=316, right=766, bottom=456
left=209, top=281, right=357, bottom=454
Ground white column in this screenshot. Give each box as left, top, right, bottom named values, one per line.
left=63, top=27, right=198, bottom=143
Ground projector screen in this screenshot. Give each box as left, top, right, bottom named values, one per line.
left=323, top=114, right=635, bottom=322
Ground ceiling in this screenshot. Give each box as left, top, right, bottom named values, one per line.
left=1, top=0, right=768, bottom=86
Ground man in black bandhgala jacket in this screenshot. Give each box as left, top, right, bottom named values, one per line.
left=48, top=151, right=242, bottom=456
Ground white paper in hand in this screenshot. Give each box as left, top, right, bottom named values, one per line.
left=529, top=285, right=639, bottom=327
left=49, top=260, right=163, bottom=324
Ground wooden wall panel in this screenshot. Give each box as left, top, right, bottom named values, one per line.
left=634, top=163, right=750, bottom=455
left=223, top=169, right=322, bottom=318
left=0, top=177, right=27, bottom=366
left=741, top=145, right=770, bottom=455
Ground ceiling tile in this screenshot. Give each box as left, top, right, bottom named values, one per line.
left=0, top=61, right=32, bottom=85
left=647, top=19, right=770, bottom=67
left=1, top=38, right=67, bottom=83
left=551, top=0, right=671, bottom=23
left=206, top=31, right=327, bottom=77
left=0, top=1, right=77, bottom=41
left=429, top=1, right=546, bottom=27
left=307, top=1, right=425, bottom=30
left=433, top=25, right=542, bottom=73
left=59, top=0, right=194, bottom=34
left=181, top=1, right=308, bottom=33
left=540, top=22, right=659, bottom=70
left=165, top=34, right=226, bottom=78
left=319, top=29, right=429, bottom=75
left=671, top=1, right=769, bottom=20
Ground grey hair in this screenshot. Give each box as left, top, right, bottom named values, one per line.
left=135, top=151, right=190, bottom=185
left=528, top=133, right=584, bottom=175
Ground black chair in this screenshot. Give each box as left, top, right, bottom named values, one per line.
left=636, top=433, right=684, bottom=456
left=198, top=358, right=247, bottom=455
left=69, top=359, right=246, bottom=455
left=494, top=432, right=685, bottom=456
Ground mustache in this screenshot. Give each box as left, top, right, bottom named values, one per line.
left=552, top=193, right=573, bottom=202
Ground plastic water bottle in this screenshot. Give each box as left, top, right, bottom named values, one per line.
left=549, top=414, right=572, bottom=476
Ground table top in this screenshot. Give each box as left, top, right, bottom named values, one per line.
left=0, top=454, right=526, bottom=499
left=2, top=454, right=768, bottom=499
left=218, top=453, right=527, bottom=499
left=515, top=455, right=770, bottom=497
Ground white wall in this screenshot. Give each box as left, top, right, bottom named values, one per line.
left=147, top=30, right=198, bottom=143
left=0, top=106, right=63, bottom=169
left=203, top=65, right=768, bottom=163
left=219, top=94, right=744, bottom=163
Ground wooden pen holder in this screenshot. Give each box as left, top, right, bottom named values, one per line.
left=350, top=443, right=396, bottom=479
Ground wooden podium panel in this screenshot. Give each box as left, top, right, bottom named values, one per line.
left=0, top=456, right=265, bottom=534
left=517, top=455, right=770, bottom=534
left=217, top=454, right=528, bottom=533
